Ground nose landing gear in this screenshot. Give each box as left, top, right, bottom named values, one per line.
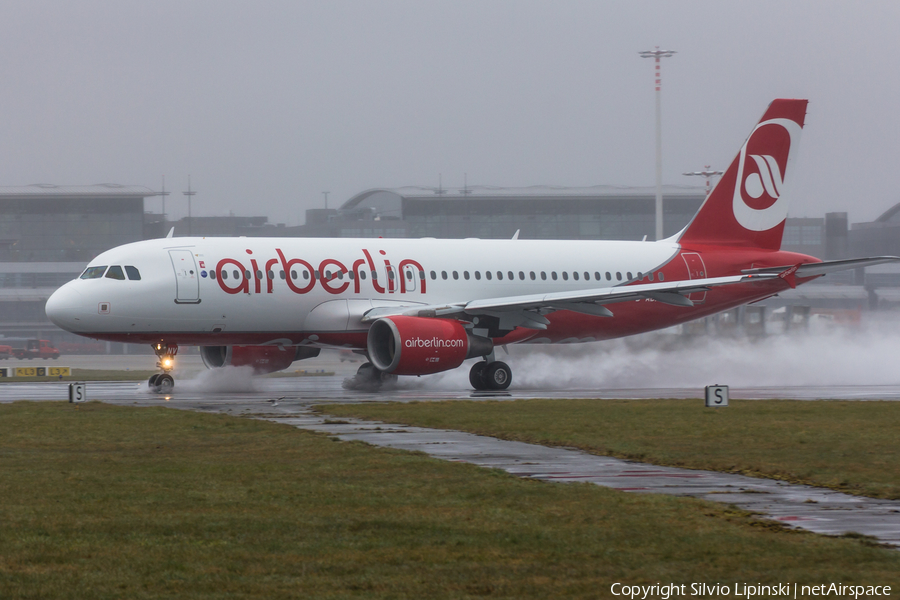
left=149, top=343, right=178, bottom=394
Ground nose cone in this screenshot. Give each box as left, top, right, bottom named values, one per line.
left=45, top=283, right=85, bottom=333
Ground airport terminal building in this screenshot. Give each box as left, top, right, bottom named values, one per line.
left=298, top=185, right=707, bottom=241
left=0, top=185, right=158, bottom=349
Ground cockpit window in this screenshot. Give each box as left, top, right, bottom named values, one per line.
left=80, top=266, right=108, bottom=279
left=105, top=266, right=126, bottom=280
left=124, top=266, right=141, bottom=280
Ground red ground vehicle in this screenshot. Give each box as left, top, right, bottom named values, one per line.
left=12, top=339, right=60, bottom=360
left=0, top=345, right=11, bottom=360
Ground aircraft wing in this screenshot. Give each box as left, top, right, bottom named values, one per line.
left=742, top=256, right=900, bottom=278
left=361, top=273, right=779, bottom=330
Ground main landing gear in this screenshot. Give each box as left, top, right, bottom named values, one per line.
left=354, top=362, right=398, bottom=389
left=469, top=360, right=512, bottom=391
left=149, top=343, right=178, bottom=394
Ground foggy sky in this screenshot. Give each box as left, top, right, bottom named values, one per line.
left=2, top=1, right=899, bottom=227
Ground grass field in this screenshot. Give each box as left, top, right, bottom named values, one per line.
left=1, top=401, right=898, bottom=599
left=321, top=398, right=900, bottom=500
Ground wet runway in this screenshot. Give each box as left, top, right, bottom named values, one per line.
left=6, top=373, right=900, bottom=403
left=3, top=374, right=900, bottom=547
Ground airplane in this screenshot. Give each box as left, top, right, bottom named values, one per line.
left=45, top=99, right=898, bottom=393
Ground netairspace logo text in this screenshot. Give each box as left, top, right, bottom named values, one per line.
left=610, top=582, right=892, bottom=600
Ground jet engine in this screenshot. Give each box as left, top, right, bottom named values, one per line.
left=199, top=345, right=320, bottom=375
left=367, top=316, right=493, bottom=376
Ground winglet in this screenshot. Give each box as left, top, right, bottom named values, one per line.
left=166, top=227, right=175, bottom=239
left=512, top=229, right=520, bottom=240
left=778, top=264, right=801, bottom=289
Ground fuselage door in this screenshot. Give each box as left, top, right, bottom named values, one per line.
left=401, top=264, right=418, bottom=292
left=681, top=252, right=707, bottom=304
left=169, top=249, right=200, bottom=303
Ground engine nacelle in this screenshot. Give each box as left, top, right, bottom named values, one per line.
left=199, top=345, right=320, bottom=375
left=367, top=316, right=493, bottom=376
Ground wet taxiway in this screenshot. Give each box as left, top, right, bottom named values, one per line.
left=3, top=374, right=900, bottom=547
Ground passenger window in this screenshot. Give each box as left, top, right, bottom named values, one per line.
left=244, top=270, right=251, bottom=280
left=616, top=272, right=622, bottom=281
left=551, top=272, right=558, bottom=281
left=315, top=270, right=321, bottom=280
left=124, top=266, right=141, bottom=280
left=573, top=272, right=579, bottom=281
left=209, top=270, right=216, bottom=280
left=648, top=272, right=654, bottom=281
left=222, top=271, right=229, bottom=280
left=485, top=271, right=491, bottom=281
left=453, top=271, right=459, bottom=280
left=519, top=271, right=525, bottom=280
left=508, top=271, right=514, bottom=280
left=606, top=272, right=611, bottom=281
left=80, top=266, right=108, bottom=279
left=562, top=272, right=569, bottom=281
left=585, top=272, right=590, bottom=281
left=105, top=266, right=126, bottom=280
left=464, top=271, right=470, bottom=280
left=541, top=272, right=547, bottom=280
left=430, top=271, right=437, bottom=280
left=280, top=270, right=286, bottom=280
left=475, top=271, right=481, bottom=280
left=442, top=271, right=448, bottom=280
left=530, top=272, right=536, bottom=280
left=360, top=270, right=367, bottom=280
left=406, top=270, right=413, bottom=280
left=658, top=272, right=665, bottom=281
left=348, top=271, right=355, bottom=280
left=627, top=272, right=633, bottom=280
left=256, top=270, right=263, bottom=279
left=233, top=270, right=240, bottom=280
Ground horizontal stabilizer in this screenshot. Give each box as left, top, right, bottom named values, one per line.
left=743, top=256, right=900, bottom=279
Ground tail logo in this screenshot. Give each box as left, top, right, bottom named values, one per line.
left=732, top=118, right=803, bottom=232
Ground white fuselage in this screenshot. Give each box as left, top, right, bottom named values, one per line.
left=46, top=236, right=690, bottom=346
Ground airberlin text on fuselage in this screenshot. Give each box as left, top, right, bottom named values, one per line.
left=214, top=248, right=426, bottom=296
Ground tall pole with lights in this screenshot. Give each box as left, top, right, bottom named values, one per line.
left=683, top=166, right=724, bottom=196
left=160, top=175, right=170, bottom=222
left=183, top=176, right=196, bottom=236
left=639, top=47, right=676, bottom=240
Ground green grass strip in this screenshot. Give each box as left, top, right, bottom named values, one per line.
left=1, top=401, right=898, bottom=599
left=321, top=398, right=900, bottom=500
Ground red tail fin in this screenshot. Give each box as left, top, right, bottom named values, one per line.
left=678, top=99, right=808, bottom=250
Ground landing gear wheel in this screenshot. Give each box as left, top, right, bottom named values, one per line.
left=156, top=374, right=174, bottom=393
left=357, top=362, right=378, bottom=380
left=356, top=362, right=383, bottom=388
left=469, top=361, right=488, bottom=390
left=484, top=361, right=512, bottom=390
left=148, top=373, right=160, bottom=389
